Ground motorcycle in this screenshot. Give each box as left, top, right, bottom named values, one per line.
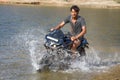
left=37, top=30, right=89, bottom=71
left=44, top=29, right=89, bottom=56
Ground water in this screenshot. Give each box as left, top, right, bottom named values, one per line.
left=0, top=5, right=120, bottom=80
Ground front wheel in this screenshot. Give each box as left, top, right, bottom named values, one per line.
left=78, top=47, right=86, bottom=56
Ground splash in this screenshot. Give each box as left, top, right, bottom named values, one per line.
left=12, top=27, right=47, bottom=71
left=27, top=35, right=120, bottom=72
left=12, top=27, right=120, bottom=72
left=66, top=47, right=102, bottom=72
left=29, top=43, right=103, bottom=72
left=28, top=40, right=41, bottom=70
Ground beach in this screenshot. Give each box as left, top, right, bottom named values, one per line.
left=0, top=0, right=120, bottom=9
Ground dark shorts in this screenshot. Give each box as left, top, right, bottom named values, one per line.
left=78, top=37, right=84, bottom=41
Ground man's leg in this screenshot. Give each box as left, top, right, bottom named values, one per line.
left=71, top=39, right=81, bottom=54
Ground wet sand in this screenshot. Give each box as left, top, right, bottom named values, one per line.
left=92, top=65, right=120, bottom=80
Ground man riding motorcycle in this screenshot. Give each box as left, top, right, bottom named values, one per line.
left=51, top=5, right=87, bottom=56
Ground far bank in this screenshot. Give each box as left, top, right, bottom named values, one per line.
left=0, top=1, right=120, bottom=9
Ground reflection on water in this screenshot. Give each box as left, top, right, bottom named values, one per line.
left=0, top=5, right=120, bottom=80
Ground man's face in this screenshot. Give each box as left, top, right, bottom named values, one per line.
left=71, top=9, right=78, bottom=18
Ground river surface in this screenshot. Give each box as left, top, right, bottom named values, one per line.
left=0, top=5, right=120, bottom=80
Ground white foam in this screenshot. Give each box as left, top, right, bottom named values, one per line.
left=14, top=28, right=120, bottom=73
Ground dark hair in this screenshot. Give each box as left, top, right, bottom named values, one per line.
left=70, top=5, right=80, bottom=13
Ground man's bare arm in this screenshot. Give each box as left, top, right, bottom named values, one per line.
left=51, top=21, right=65, bottom=31
left=71, top=26, right=86, bottom=41
left=76, top=26, right=86, bottom=39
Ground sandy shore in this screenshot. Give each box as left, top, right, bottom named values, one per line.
left=0, top=1, right=120, bottom=9
left=92, top=65, right=120, bottom=80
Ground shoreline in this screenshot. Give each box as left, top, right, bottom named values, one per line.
left=0, top=1, right=120, bottom=9
left=92, top=64, right=120, bottom=80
